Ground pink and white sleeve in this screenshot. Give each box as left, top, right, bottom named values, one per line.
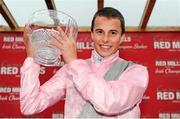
left=20, top=57, right=66, bottom=115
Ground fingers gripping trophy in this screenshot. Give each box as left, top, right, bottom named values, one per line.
left=27, top=9, right=78, bottom=66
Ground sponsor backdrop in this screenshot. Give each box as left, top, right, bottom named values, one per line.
left=0, top=32, right=180, bottom=118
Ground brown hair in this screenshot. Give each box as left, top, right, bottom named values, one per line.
left=91, top=7, right=125, bottom=34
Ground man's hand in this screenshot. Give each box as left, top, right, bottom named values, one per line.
left=23, top=24, right=35, bottom=57
left=51, top=26, right=78, bottom=64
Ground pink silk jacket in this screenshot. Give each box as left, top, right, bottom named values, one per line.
left=20, top=50, right=149, bottom=118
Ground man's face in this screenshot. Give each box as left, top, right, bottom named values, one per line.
left=91, top=16, right=123, bottom=58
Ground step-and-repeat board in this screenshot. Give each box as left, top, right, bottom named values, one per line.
left=0, top=32, right=180, bottom=118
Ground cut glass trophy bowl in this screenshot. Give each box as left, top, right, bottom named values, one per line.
left=28, top=9, right=78, bottom=66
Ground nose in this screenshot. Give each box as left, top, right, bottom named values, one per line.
left=102, top=34, right=108, bottom=43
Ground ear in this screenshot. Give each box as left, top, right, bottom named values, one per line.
left=119, top=33, right=125, bottom=44
left=91, top=31, right=94, bottom=41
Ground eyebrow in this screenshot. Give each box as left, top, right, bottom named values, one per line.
left=94, top=28, right=102, bottom=31
left=94, top=28, right=120, bottom=33
left=108, top=29, right=120, bottom=34
left=94, top=29, right=118, bottom=31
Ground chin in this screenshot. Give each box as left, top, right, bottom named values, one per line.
left=95, top=47, right=113, bottom=57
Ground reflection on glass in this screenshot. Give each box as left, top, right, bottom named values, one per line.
left=28, top=9, right=78, bottom=66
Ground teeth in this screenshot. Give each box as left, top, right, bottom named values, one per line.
left=100, top=45, right=110, bottom=49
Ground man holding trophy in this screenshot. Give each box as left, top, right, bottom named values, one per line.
left=20, top=7, right=149, bottom=118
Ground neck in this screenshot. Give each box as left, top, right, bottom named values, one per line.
left=93, top=51, right=103, bottom=64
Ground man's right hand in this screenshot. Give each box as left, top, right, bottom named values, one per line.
left=23, top=24, right=35, bottom=57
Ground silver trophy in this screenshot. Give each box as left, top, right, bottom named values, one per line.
left=28, top=9, right=78, bottom=66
